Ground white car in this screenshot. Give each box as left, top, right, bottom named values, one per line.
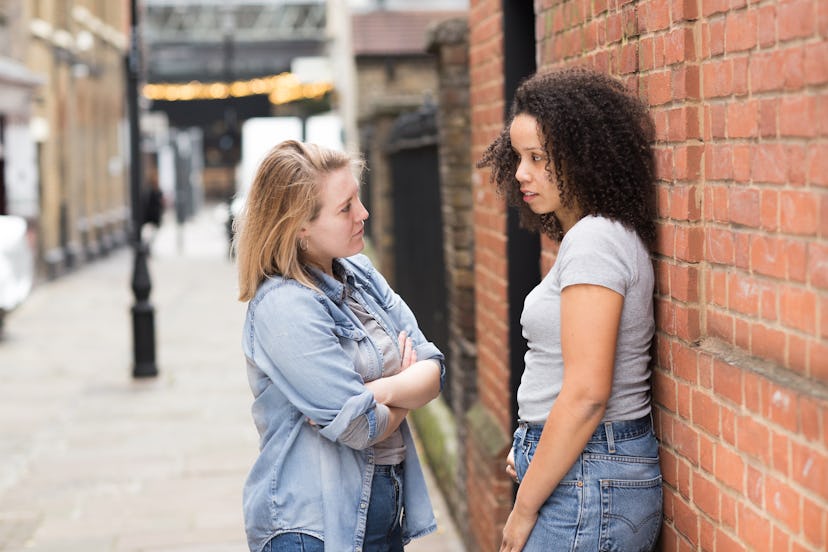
left=0, top=215, right=34, bottom=332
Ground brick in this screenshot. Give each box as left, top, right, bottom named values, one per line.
left=803, top=495, right=827, bottom=548
left=727, top=99, right=759, bottom=138
left=715, top=443, right=744, bottom=492
left=709, top=268, right=726, bottom=306
left=798, top=395, right=823, bottom=444
left=738, top=504, right=773, bottom=551
left=757, top=4, right=776, bottom=47
left=721, top=402, right=737, bottom=445
left=780, top=96, right=818, bottom=138
left=672, top=64, right=700, bottom=101
left=766, top=474, right=802, bottom=532
left=674, top=144, right=703, bottom=181
left=707, top=308, right=734, bottom=342
left=721, top=492, right=739, bottom=530
left=694, top=472, right=720, bottom=518
left=673, top=418, right=700, bottom=464
left=746, top=464, right=765, bottom=506
left=808, top=340, right=828, bottom=383
left=771, top=430, right=791, bottom=475
left=751, top=322, right=787, bottom=367
left=778, top=0, right=817, bottom=41
left=759, top=188, right=778, bottom=231
left=758, top=279, right=778, bottom=321
left=751, top=235, right=786, bottom=279
left=792, top=440, right=828, bottom=500
left=692, top=389, right=719, bottom=435
left=737, top=413, right=771, bottom=463
left=758, top=98, right=778, bottom=137
left=788, top=144, right=808, bottom=186
left=807, top=242, right=828, bottom=289
left=716, top=527, right=746, bottom=551
left=713, top=359, right=742, bottom=405
left=779, top=190, right=819, bottom=235
left=703, top=59, right=733, bottom=98
left=673, top=493, right=699, bottom=542
left=725, top=9, right=758, bottom=53
left=804, top=42, right=828, bottom=85
left=654, top=370, right=678, bottom=413
left=809, top=143, right=828, bottom=186
left=708, top=144, right=733, bottom=180
left=729, top=186, right=761, bottom=227
left=707, top=228, right=735, bottom=265
left=671, top=262, right=700, bottom=302
left=780, top=285, right=817, bottom=335
left=699, top=430, right=715, bottom=472
left=733, top=144, right=751, bottom=182
left=728, top=271, right=760, bottom=316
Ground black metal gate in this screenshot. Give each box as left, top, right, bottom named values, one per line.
left=386, top=104, right=450, bottom=398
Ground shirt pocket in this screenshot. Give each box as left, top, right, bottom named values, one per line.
left=332, top=324, right=382, bottom=382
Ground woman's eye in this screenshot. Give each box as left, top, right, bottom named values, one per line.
left=341, top=203, right=351, bottom=213
left=532, top=154, right=543, bottom=162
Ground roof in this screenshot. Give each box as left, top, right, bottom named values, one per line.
left=351, top=10, right=465, bottom=56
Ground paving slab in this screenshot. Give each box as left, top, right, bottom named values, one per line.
left=0, top=206, right=465, bottom=552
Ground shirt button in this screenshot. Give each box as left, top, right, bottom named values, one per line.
left=360, top=502, right=367, bottom=509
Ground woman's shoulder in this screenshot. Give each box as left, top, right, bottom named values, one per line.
left=249, top=274, right=324, bottom=312
left=566, top=216, right=640, bottom=249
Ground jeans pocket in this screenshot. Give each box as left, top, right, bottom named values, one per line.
left=598, top=475, right=663, bottom=552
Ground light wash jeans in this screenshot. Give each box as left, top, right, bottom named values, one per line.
left=264, top=462, right=405, bottom=552
left=513, top=414, right=663, bottom=551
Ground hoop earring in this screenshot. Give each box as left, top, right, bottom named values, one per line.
left=299, top=238, right=309, bottom=251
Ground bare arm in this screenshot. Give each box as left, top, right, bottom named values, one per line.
left=500, top=283, right=623, bottom=552
left=364, top=359, right=441, bottom=409
left=375, top=405, right=410, bottom=442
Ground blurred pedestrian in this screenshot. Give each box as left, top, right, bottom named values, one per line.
left=141, top=166, right=164, bottom=248
left=479, top=67, right=662, bottom=552
left=233, top=140, right=445, bottom=552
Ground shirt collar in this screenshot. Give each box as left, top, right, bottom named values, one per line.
left=306, top=259, right=356, bottom=304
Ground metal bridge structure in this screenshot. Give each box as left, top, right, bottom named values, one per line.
left=142, top=0, right=328, bottom=84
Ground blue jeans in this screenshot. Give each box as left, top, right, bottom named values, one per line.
left=364, top=462, right=405, bottom=552
left=264, top=532, right=323, bottom=552
left=263, top=463, right=404, bottom=552
left=513, top=414, right=663, bottom=552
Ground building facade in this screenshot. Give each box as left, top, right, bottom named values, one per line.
left=464, top=0, right=827, bottom=551
left=24, top=0, right=129, bottom=279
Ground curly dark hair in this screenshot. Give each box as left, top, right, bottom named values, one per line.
left=478, top=67, right=657, bottom=244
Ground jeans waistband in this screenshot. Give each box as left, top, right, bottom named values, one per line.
left=374, top=462, right=404, bottom=476
left=518, top=413, right=653, bottom=443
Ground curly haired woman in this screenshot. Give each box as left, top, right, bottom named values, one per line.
left=479, top=67, right=663, bottom=552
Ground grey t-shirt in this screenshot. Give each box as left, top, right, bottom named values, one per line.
left=517, top=215, right=655, bottom=423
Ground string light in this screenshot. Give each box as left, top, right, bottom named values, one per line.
left=142, top=72, right=333, bottom=105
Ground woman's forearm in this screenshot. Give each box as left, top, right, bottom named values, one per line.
left=514, top=394, right=606, bottom=515
left=364, top=359, right=441, bottom=409
left=376, top=405, right=409, bottom=442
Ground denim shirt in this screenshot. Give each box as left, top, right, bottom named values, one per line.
left=241, top=254, right=445, bottom=552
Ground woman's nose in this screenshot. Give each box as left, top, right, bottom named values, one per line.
left=515, top=160, right=529, bottom=183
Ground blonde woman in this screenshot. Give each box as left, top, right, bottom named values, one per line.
left=234, top=140, right=444, bottom=552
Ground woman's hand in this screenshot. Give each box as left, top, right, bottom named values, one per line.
left=500, top=504, right=538, bottom=552
left=505, top=447, right=518, bottom=483
left=398, top=331, right=417, bottom=370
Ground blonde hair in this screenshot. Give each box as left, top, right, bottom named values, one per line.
left=233, top=140, right=362, bottom=301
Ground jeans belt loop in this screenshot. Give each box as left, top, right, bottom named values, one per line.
left=516, top=421, right=528, bottom=451
left=604, top=421, right=616, bottom=454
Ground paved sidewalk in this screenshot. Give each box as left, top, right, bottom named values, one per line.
left=0, top=206, right=465, bottom=552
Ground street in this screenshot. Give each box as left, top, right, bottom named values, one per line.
left=0, top=206, right=464, bottom=552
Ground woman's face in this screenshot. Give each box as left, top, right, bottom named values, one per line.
left=509, top=113, right=562, bottom=216
left=509, top=113, right=581, bottom=232
left=301, top=166, right=368, bottom=275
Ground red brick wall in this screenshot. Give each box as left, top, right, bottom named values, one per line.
left=469, top=0, right=827, bottom=550
left=467, top=1, right=514, bottom=550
